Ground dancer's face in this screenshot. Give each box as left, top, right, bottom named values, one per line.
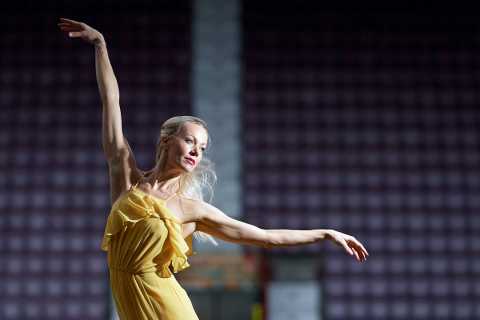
left=165, top=122, right=208, bottom=172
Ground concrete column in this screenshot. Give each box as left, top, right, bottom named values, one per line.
left=192, top=0, right=241, bottom=252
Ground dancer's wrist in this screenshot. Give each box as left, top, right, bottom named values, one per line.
left=94, top=35, right=106, bottom=48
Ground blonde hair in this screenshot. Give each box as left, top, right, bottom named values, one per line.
left=155, top=115, right=218, bottom=245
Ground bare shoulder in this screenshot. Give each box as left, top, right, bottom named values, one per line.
left=177, top=196, right=216, bottom=221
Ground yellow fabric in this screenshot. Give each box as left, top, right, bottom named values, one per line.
left=101, top=185, right=199, bottom=319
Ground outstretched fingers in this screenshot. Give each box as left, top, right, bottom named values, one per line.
left=351, top=246, right=363, bottom=262
left=355, top=240, right=369, bottom=256
left=58, top=25, right=81, bottom=32
left=59, top=17, right=82, bottom=24
left=328, top=230, right=369, bottom=262
left=340, top=239, right=354, bottom=256
left=348, top=239, right=368, bottom=262
left=58, top=18, right=84, bottom=30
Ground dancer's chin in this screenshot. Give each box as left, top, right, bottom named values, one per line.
left=182, top=165, right=195, bottom=173
left=180, top=159, right=196, bottom=172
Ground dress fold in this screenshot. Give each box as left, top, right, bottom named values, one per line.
left=101, top=185, right=199, bottom=319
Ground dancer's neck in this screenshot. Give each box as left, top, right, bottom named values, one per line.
left=144, top=167, right=182, bottom=193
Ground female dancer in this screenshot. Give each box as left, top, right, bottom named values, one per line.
left=58, top=17, right=369, bottom=320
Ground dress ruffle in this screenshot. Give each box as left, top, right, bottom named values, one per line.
left=101, top=187, right=191, bottom=276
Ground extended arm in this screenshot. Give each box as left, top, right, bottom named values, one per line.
left=58, top=17, right=126, bottom=158
left=197, top=204, right=326, bottom=247
left=58, top=18, right=140, bottom=203
left=194, top=201, right=368, bottom=262
left=95, top=41, right=126, bottom=158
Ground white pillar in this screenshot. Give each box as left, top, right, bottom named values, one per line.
left=192, top=0, right=241, bottom=252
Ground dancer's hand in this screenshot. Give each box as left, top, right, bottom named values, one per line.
left=57, top=18, right=104, bottom=46
left=324, top=229, right=369, bottom=262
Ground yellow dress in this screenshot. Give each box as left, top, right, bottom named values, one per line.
left=101, top=181, right=199, bottom=320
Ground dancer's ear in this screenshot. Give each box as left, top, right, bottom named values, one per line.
left=161, top=136, right=170, bottom=149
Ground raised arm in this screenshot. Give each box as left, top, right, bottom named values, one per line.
left=58, top=18, right=141, bottom=202
left=95, top=39, right=129, bottom=159
left=193, top=201, right=369, bottom=262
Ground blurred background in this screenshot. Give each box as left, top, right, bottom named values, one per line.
left=1, top=1, right=479, bottom=319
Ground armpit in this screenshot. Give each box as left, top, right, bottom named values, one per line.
left=177, top=196, right=203, bottom=222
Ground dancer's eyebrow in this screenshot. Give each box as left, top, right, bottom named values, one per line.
left=185, top=133, right=207, bottom=146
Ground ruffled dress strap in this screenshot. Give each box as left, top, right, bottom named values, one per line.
left=101, top=173, right=191, bottom=277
